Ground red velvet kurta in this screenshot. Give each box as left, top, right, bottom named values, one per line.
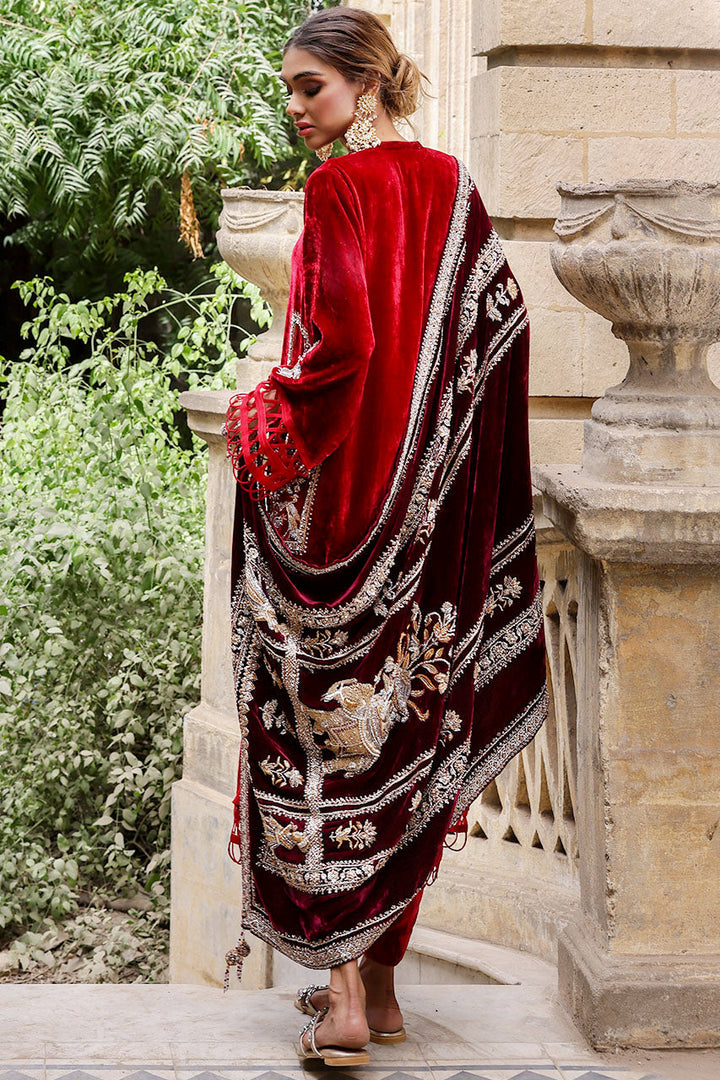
left=225, top=142, right=547, bottom=970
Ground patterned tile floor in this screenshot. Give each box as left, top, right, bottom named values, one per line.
left=1, top=984, right=716, bottom=1080
left=0, top=1064, right=675, bottom=1080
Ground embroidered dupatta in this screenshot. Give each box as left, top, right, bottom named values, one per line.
left=226, top=146, right=547, bottom=969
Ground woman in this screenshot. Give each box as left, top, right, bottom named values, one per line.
left=223, top=7, right=547, bottom=1067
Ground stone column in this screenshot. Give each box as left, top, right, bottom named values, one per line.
left=170, top=191, right=303, bottom=988
left=535, top=181, right=720, bottom=1047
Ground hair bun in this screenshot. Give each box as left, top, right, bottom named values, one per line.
left=384, top=52, right=423, bottom=119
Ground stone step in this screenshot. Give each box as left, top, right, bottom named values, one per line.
left=398, top=926, right=554, bottom=986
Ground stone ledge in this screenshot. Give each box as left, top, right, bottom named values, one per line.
left=406, top=926, right=556, bottom=987
left=418, top=859, right=578, bottom=964
left=179, top=389, right=233, bottom=442
left=472, top=0, right=588, bottom=54
left=535, top=466, right=720, bottom=563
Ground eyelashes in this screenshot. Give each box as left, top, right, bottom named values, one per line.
left=284, top=86, right=322, bottom=98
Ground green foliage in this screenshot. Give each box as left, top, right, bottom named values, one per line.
left=0, top=267, right=270, bottom=951
left=0, top=0, right=321, bottom=296
left=2, top=907, right=169, bottom=983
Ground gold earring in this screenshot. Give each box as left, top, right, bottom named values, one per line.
left=345, top=91, right=381, bottom=152
left=315, top=142, right=333, bottom=162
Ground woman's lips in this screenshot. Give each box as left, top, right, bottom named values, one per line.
left=296, top=125, right=314, bottom=136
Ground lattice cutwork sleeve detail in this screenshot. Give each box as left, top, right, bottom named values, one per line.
left=224, top=380, right=309, bottom=500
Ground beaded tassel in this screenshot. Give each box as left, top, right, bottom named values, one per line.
left=223, top=934, right=251, bottom=991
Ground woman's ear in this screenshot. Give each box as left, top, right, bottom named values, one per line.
left=360, top=78, right=380, bottom=98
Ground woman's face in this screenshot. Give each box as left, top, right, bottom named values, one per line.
left=280, top=46, right=361, bottom=151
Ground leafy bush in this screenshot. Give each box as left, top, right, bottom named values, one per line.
left=1, top=907, right=170, bottom=983
left=0, top=0, right=323, bottom=298
left=0, top=267, right=269, bottom=951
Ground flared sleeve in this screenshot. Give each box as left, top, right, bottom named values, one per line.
left=225, top=165, right=375, bottom=499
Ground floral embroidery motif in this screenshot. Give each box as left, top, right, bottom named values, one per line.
left=263, top=465, right=322, bottom=560
left=486, top=279, right=517, bottom=322
left=261, top=699, right=289, bottom=734
left=302, top=627, right=350, bottom=659
left=308, top=602, right=457, bottom=776
left=410, top=790, right=423, bottom=812
left=263, top=813, right=310, bottom=852
left=484, top=576, right=523, bottom=618
left=457, top=348, right=478, bottom=394
left=260, top=755, right=304, bottom=788
left=330, top=819, right=377, bottom=851
left=457, top=229, right=505, bottom=353
left=395, top=602, right=455, bottom=704
left=440, top=708, right=463, bottom=745
left=405, top=740, right=469, bottom=835
left=417, top=499, right=439, bottom=546
left=260, top=843, right=394, bottom=894
left=266, top=479, right=306, bottom=549
left=373, top=578, right=397, bottom=617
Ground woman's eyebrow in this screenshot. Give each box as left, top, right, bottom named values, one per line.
left=278, top=70, right=324, bottom=85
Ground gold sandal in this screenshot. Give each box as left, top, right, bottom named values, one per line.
left=370, top=1025, right=407, bottom=1044
left=294, top=982, right=328, bottom=1017
left=296, top=1009, right=371, bottom=1067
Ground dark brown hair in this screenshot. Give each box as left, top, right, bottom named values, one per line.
left=284, top=8, right=426, bottom=120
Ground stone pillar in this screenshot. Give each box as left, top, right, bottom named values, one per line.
left=170, top=191, right=303, bottom=988
left=535, top=181, right=720, bottom=1047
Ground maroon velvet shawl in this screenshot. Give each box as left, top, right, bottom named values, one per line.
left=226, top=144, right=547, bottom=969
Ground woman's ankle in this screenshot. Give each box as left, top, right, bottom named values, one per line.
left=328, top=960, right=368, bottom=1015
left=359, top=955, right=398, bottom=1004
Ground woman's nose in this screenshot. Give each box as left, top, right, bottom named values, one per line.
left=286, top=94, right=302, bottom=118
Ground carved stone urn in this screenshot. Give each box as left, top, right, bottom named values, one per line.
left=217, top=188, right=304, bottom=388
left=551, top=180, right=720, bottom=486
